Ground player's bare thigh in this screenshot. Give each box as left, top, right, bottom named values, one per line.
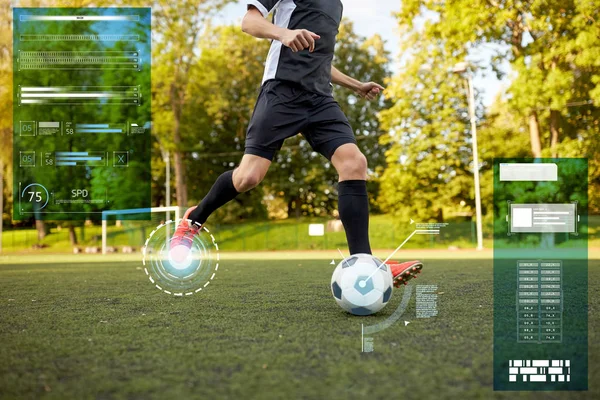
left=331, top=143, right=368, bottom=181
left=232, top=154, right=271, bottom=192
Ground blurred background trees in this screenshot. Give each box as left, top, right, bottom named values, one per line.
left=0, top=0, right=598, bottom=249
left=379, top=0, right=600, bottom=223
left=152, top=0, right=234, bottom=208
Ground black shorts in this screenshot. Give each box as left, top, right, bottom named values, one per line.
left=245, top=80, right=357, bottom=161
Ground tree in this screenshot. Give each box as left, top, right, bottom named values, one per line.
left=152, top=0, right=233, bottom=208
left=377, top=11, right=475, bottom=222
left=0, top=1, right=10, bottom=250
left=478, top=96, right=532, bottom=218
left=183, top=25, right=271, bottom=222
left=381, top=0, right=600, bottom=223
left=502, top=0, right=599, bottom=159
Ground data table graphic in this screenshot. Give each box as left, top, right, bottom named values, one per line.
left=516, top=261, right=562, bottom=344
left=13, top=8, right=151, bottom=220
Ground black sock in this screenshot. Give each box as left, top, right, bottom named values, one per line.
left=338, top=180, right=372, bottom=255
left=188, top=170, right=240, bottom=226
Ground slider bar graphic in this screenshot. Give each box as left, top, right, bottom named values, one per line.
left=20, top=15, right=140, bottom=21
left=18, top=51, right=140, bottom=70
left=75, top=123, right=124, bottom=133
left=20, top=34, right=139, bottom=41
left=19, top=86, right=140, bottom=105
left=77, top=129, right=123, bottom=133
left=55, top=152, right=107, bottom=166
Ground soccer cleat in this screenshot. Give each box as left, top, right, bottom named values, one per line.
left=169, top=206, right=201, bottom=262
left=385, top=260, right=424, bottom=288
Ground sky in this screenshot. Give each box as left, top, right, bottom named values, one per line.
left=216, top=0, right=509, bottom=106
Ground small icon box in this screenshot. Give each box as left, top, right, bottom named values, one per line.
left=19, top=151, right=35, bottom=167
left=20, top=121, right=36, bottom=136
left=113, top=151, right=129, bottom=167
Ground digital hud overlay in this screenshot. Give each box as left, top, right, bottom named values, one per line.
left=13, top=8, right=151, bottom=220
left=493, top=159, right=588, bottom=391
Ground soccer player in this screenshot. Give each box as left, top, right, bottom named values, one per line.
left=171, top=0, right=422, bottom=287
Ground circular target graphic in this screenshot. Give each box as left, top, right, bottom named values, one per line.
left=21, top=183, right=50, bottom=211
left=142, top=220, right=219, bottom=296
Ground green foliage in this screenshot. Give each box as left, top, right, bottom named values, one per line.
left=487, top=0, right=600, bottom=211
left=0, top=2, right=12, bottom=226
left=152, top=0, right=234, bottom=206
left=183, top=25, right=271, bottom=221
left=477, top=97, right=532, bottom=220
left=380, top=0, right=600, bottom=224
left=377, top=5, right=474, bottom=222
left=2, top=1, right=598, bottom=235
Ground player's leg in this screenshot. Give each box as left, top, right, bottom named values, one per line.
left=170, top=155, right=270, bottom=255
left=330, top=143, right=372, bottom=255
left=303, top=99, right=423, bottom=285
left=329, top=144, right=423, bottom=284
left=187, top=154, right=271, bottom=226
left=171, top=80, right=303, bottom=253
left=301, top=97, right=372, bottom=255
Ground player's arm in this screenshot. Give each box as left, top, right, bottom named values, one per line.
left=241, top=4, right=320, bottom=52
left=331, top=66, right=384, bottom=101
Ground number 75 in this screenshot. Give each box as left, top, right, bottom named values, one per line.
left=28, top=191, right=42, bottom=202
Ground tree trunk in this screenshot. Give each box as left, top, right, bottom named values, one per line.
left=528, top=111, right=542, bottom=158
left=436, top=208, right=444, bottom=223
left=68, top=225, right=77, bottom=246
left=541, top=233, right=555, bottom=249
left=287, top=198, right=294, bottom=219
left=550, top=110, right=560, bottom=158
left=0, top=158, right=3, bottom=253
left=292, top=198, right=301, bottom=219
left=171, top=82, right=188, bottom=207
left=35, top=220, right=47, bottom=241
left=173, top=149, right=187, bottom=207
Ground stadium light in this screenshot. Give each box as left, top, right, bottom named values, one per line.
left=452, top=62, right=484, bottom=250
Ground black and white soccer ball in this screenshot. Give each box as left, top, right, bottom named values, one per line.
left=330, top=253, right=393, bottom=315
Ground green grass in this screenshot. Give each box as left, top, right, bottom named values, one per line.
left=1, top=257, right=598, bottom=399
left=4, top=214, right=600, bottom=254
left=209, top=215, right=490, bottom=251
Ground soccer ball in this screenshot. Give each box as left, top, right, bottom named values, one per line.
left=330, top=253, right=393, bottom=315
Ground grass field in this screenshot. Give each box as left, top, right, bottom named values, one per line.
left=4, top=215, right=600, bottom=254
left=4, top=215, right=600, bottom=257
left=1, top=215, right=492, bottom=253
left=1, top=254, right=598, bottom=399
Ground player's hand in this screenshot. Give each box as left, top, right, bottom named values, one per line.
left=356, top=82, right=385, bottom=100
left=280, top=29, right=320, bottom=53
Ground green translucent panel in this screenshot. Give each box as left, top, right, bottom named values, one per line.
left=13, top=8, right=151, bottom=220
left=493, top=159, right=588, bottom=391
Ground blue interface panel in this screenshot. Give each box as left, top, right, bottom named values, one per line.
left=13, top=8, right=151, bottom=220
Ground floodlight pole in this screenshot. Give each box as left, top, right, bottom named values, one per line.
left=453, top=63, right=484, bottom=250
left=467, top=76, right=484, bottom=251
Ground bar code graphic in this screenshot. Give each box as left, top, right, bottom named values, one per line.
left=509, top=360, right=570, bottom=382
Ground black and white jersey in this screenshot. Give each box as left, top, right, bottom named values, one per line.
left=247, top=0, right=343, bottom=96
